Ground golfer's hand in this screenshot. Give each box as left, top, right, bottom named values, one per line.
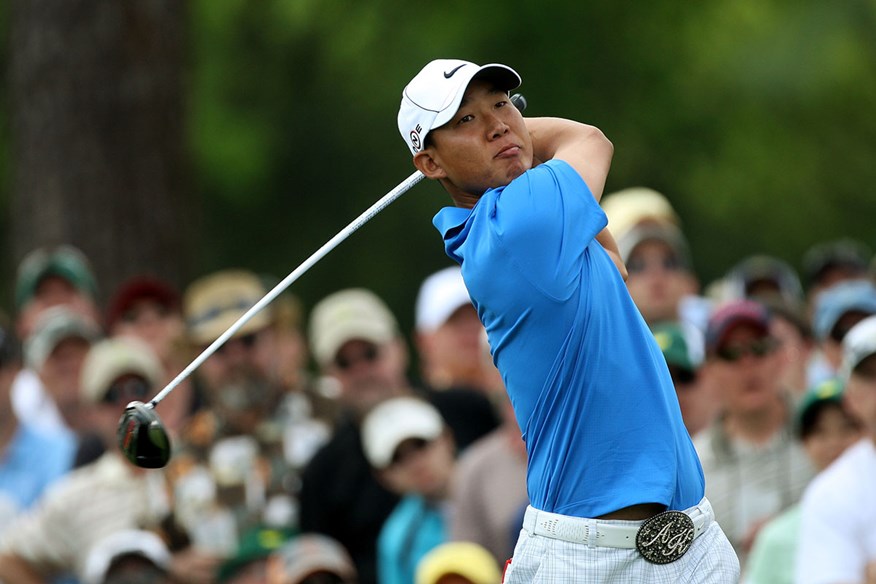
left=169, top=547, right=223, bottom=584
left=866, top=559, right=876, bottom=584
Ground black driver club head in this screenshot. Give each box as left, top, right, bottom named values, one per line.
left=118, top=401, right=171, bottom=469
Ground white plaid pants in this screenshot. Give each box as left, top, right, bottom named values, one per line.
left=503, top=499, right=740, bottom=583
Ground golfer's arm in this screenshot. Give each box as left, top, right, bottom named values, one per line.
left=525, top=117, right=613, bottom=202
left=525, top=118, right=625, bottom=278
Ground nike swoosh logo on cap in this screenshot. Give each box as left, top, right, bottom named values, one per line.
left=443, top=64, right=466, bottom=78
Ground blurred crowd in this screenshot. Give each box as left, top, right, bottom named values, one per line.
left=0, top=186, right=874, bottom=584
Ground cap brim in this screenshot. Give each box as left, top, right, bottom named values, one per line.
left=430, top=64, right=521, bottom=131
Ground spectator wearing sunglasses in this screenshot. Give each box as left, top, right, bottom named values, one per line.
left=300, top=288, right=498, bottom=584
left=693, top=300, right=815, bottom=570
left=618, top=222, right=706, bottom=330
left=0, top=336, right=177, bottom=584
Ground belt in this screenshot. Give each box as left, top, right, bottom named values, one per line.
left=523, top=497, right=713, bottom=561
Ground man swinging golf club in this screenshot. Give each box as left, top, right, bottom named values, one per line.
left=398, top=58, right=740, bottom=582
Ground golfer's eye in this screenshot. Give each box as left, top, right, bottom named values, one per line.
left=496, top=100, right=508, bottom=108
left=458, top=114, right=474, bottom=124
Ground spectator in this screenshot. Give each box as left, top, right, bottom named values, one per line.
left=20, top=306, right=102, bottom=447
left=14, top=244, right=101, bottom=339
left=617, top=223, right=701, bottom=328
left=602, top=186, right=709, bottom=332
left=796, top=315, right=876, bottom=583
left=361, top=397, right=457, bottom=584
left=81, top=529, right=172, bottom=584
left=809, top=279, right=876, bottom=385
left=266, top=533, right=357, bottom=584
left=180, top=269, right=326, bottom=536
left=600, top=186, right=681, bottom=240
left=415, top=541, right=502, bottom=584
left=300, top=288, right=497, bottom=584
left=0, top=336, right=188, bottom=584
left=651, top=321, right=716, bottom=436
left=694, top=300, right=814, bottom=567
left=801, top=238, right=872, bottom=313
left=746, top=378, right=861, bottom=584
left=723, top=255, right=804, bottom=308
left=0, top=319, right=76, bottom=533
left=414, top=266, right=494, bottom=395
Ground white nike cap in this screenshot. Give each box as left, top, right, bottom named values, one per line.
left=398, top=59, right=521, bottom=155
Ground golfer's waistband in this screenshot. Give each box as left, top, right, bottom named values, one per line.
left=522, top=497, right=713, bottom=549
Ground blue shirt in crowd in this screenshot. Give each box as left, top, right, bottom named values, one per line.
left=377, top=495, right=446, bottom=584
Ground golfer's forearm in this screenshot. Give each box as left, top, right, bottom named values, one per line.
left=525, top=117, right=613, bottom=201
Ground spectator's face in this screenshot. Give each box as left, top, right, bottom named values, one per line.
left=379, top=432, right=456, bottom=500
left=199, top=327, right=276, bottom=389
left=845, top=355, right=876, bottom=436
left=705, top=325, right=784, bottom=415
left=625, top=240, right=697, bottom=324
left=40, top=336, right=91, bottom=427
left=330, top=339, right=407, bottom=414
left=802, top=404, right=862, bottom=471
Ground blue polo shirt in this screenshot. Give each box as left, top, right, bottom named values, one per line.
left=434, top=160, right=704, bottom=518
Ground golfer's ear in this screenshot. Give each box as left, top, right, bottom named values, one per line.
left=413, top=150, right=447, bottom=180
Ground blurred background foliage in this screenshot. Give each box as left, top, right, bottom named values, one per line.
left=2, top=0, right=875, bottom=337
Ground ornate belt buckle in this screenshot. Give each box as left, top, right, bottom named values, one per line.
left=635, top=510, right=696, bottom=564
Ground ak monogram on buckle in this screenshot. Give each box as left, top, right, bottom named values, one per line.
left=635, top=511, right=696, bottom=564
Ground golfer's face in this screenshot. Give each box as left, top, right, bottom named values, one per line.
left=429, top=79, right=533, bottom=196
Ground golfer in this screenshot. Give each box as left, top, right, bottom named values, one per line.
left=398, top=59, right=739, bottom=583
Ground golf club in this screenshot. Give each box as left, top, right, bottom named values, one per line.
left=118, top=93, right=528, bottom=468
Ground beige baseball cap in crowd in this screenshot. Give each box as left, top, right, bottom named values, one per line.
left=308, top=288, right=398, bottom=368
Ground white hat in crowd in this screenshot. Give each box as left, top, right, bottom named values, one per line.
left=841, top=315, right=876, bottom=379
left=80, top=336, right=163, bottom=403
left=415, top=266, right=474, bottom=334
left=361, top=397, right=444, bottom=469
left=82, top=529, right=171, bottom=584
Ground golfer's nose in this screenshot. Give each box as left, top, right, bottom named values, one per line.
left=485, top=112, right=509, bottom=140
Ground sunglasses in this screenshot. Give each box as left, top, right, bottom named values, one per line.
left=626, top=256, right=681, bottom=275
left=214, top=333, right=258, bottom=354
left=715, top=337, right=779, bottom=362
left=104, top=377, right=152, bottom=404
left=669, top=367, right=696, bottom=386
left=335, top=344, right=380, bottom=371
